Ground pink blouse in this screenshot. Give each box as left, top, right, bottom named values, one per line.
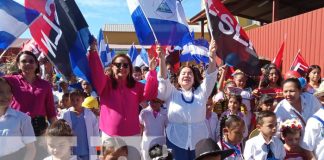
left=4, top=74, right=56, bottom=119
left=89, top=51, right=158, bottom=136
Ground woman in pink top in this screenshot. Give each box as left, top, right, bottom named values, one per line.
left=4, top=51, right=57, bottom=136
left=88, top=40, right=158, bottom=137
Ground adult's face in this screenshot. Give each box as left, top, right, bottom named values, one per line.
left=308, top=68, right=321, bottom=83
left=268, top=68, right=279, bottom=84
left=17, top=54, right=38, bottom=75
left=178, top=67, right=194, bottom=91
left=112, top=57, right=130, bottom=80
left=283, top=81, right=301, bottom=104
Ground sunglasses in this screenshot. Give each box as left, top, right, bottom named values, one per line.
left=113, top=62, right=129, bottom=69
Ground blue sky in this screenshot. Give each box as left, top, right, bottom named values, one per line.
left=15, top=0, right=202, bottom=38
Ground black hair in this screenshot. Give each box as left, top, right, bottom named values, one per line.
left=15, top=51, right=40, bottom=74
left=175, top=65, right=201, bottom=90
left=260, top=66, right=283, bottom=88
left=227, top=93, right=242, bottom=106
left=133, top=66, right=142, bottom=73
left=219, top=115, right=245, bottom=145
left=46, top=119, right=73, bottom=136
left=256, top=111, right=276, bottom=125
left=69, top=89, right=86, bottom=98
left=148, top=144, right=173, bottom=160
left=282, top=78, right=302, bottom=90
left=306, top=65, right=321, bottom=84
left=257, top=94, right=274, bottom=111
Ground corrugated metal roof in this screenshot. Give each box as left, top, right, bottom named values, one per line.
left=103, top=24, right=209, bottom=33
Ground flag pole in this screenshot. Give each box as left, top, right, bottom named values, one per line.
left=137, top=2, right=158, bottom=43
left=290, top=49, right=301, bottom=69
left=204, top=0, right=215, bottom=40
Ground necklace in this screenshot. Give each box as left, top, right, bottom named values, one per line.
left=181, top=89, right=194, bottom=104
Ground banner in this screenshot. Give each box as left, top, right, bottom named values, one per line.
left=290, top=51, right=309, bottom=76
left=205, top=0, right=261, bottom=76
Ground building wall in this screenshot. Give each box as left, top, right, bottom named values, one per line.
left=246, top=8, right=324, bottom=76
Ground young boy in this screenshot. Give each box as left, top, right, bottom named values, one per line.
left=0, top=77, right=36, bottom=160
left=244, top=111, right=286, bottom=160
left=62, top=90, right=99, bottom=159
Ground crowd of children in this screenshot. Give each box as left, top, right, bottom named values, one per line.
left=0, top=44, right=323, bottom=160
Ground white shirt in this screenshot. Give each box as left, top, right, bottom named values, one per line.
left=157, top=69, right=218, bottom=150
left=139, top=107, right=168, bottom=137
left=206, top=112, right=219, bottom=142
left=43, top=155, right=78, bottom=160
left=243, top=133, right=286, bottom=160
left=0, top=108, right=36, bottom=156
left=274, top=92, right=321, bottom=128
left=300, top=107, right=324, bottom=159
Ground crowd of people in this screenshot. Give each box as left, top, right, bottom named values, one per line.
left=0, top=38, right=323, bottom=160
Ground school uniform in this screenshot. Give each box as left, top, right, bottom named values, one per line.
left=139, top=107, right=168, bottom=160
left=300, top=107, right=324, bottom=159
left=62, top=107, right=99, bottom=158
left=218, top=141, right=244, bottom=160
left=0, top=108, right=36, bottom=157
left=219, top=111, right=249, bottom=138
left=243, top=133, right=286, bottom=160
left=206, top=112, right=219, bottom=142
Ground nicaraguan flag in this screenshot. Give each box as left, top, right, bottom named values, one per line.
left=134, top=47, right=149, bottom=67
left=97, top=29, right=110, bottom=67
left=127, top=0, right=190, bottom=46
left=128, top=44, right=139, bottom=63
left=0, top=0, right=39, bottom=50
left=181, top=39, right=209, bottom=64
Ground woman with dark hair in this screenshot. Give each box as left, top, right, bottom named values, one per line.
left=274, top=78, right=321, bottom=132
left=4, top=51, right=57, bottom=136
left=305, top=65, right=322, bottom=94
left=157, top=40, right=219, bottom=160
left=88, top=39, right=158, bottom=138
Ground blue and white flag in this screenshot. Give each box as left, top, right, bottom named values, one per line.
left=128, top=44, right=139, bottom=64
left=181, top=39, right=209, bottom=64
left=127, top=0, right=190, bottom=46
left=97, top=29, right=110, bottom=67
left=0, top=0, right=39, bottom=50
left=134, top=47, right=149, bottom=67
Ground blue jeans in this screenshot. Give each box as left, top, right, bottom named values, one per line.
left=166, top=137, right=195, bottom=160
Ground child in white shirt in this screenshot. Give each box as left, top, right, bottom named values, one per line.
left=244, top=111, right=286, bottom=160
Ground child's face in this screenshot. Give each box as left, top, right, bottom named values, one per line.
left=70, top=95, right=84, bottom=108
left=0, top=82, right=13, bottom=108
left=149, top=100, right=162, bottom=111
left=132, top=71, right=142, bottom=81
left=268, top=68, right=279, bottom=84
left=225, top=121, right=245, bottom=145
left=234, top=74, right=246, bottom=88
left=260, top=103, right=274, bottom=112
left=282, top=132, right=301, bottom=148
left=47, top=137, right=72, bottom=159
left=258, top=116, right=277, bottom=138
left=61, top=97, right=70, bottom=108
left=228, top=98, right=240, bottom=113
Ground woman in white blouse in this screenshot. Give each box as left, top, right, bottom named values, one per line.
left=274, top=78, right=321, bottom=131
left=157, top=40, right=218, bottom=160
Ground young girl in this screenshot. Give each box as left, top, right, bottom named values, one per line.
left=57, top=93, right=70, bottom=119
left=139, top=98, right=167, bottom=160
left=306, top=65, right=322, bottom=94
left=212, top=80, right=236, bottom=116
left=44, top=119, right=76, bottom=160
left=218, top=115, right=245, bottom=160
left=257, top=94, right=275, bottom=112
left=61, top=90, right=99, bottom=159
left=206, top=98, right=219, bottom=142
left=219, top=94, right=248, bottom=139
left=0, top=77, right=36, bottom=160
left=280, top=119, right=309, bottom=159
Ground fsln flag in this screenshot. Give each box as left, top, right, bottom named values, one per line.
left=97, top=29, right=110, bottom=67
left=128, top=44, right=139, bottom=63
left=25, top=0, right=92, bottom=83
left=205, top=0, right=261, bottom=76
left=272, top=39, right=285, bottom=69
left=0, top=0, right=39, bottom=50
left=290, top=51, right=309, bottom=76
left=127, top=0, right=191, bottom=46
left=181, top=39, right=210, bottom=64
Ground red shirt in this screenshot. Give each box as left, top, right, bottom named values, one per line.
left=4, top=74, right=56, bottom=119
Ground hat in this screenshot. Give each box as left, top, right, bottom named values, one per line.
left=314, top=82, right=324, bottom=97
left=195, top=138, right=234, bottom=160
left=82, top=96, right=99, bottom=109
left=259, top=94, right=274, bottom=104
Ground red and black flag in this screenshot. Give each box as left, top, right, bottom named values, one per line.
left=290, top=50, right=309, bottom=76
left=25, top=0, right=92, bottom=82
left=204, top=0, right=261, bottom=76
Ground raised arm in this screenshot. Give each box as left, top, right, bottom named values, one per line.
left=142, top=51, right=159, bottom=101
left=206, top=40, right=218, bottom=74
left=88, top=38, right=107, bottom=96
left=157, top=45, right=167, bottom=79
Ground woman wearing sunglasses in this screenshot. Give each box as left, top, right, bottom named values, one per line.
left=88, top=39, right=158, bottom=139
left=157, top=40, right=219, bottom=160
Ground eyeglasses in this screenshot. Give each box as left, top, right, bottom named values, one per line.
left=20, top=60, right=35, bottom=64
left=113, top=62, right=129, bottom=69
